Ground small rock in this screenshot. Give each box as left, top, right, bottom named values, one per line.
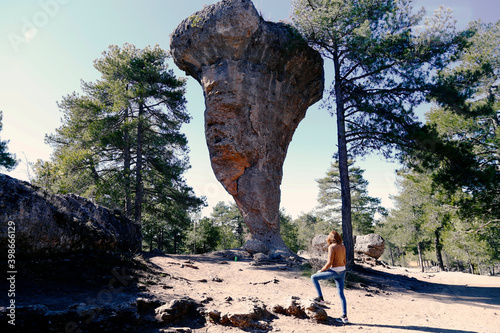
left=160, top=328, right=192, bottom=333
left=154, top=297, right=201, bottom=324
left=304, top=301, right=328, bottom=323
left=272, top=296, right=308, bottom=319
left=136, top=297, right=163, bottom=313
left=200, top=296, right=213, bottom=304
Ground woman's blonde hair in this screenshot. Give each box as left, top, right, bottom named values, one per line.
left=327, top=230, right=343, bottom=245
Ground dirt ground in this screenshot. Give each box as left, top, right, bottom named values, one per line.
left=4, top=251, right=500, bottom=332
left=143, top=252, right=500, bottom=333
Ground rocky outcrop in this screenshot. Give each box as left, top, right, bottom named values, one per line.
left=170, top=0, right=324, bottom=252
left=354, top=234, right=385, bottom=259
left=0, top=173, right=141, bottom=257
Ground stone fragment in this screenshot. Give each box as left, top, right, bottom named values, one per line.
left=272, top=296, right=307, bottom=319
left=136, top=298, right=163, bottom=314
left=272, top=296, right=328, bottom=323
left=170, top=0, right=324, bottom=253
left=304, top=301, right=328, bottom=323
left=154, top=297, right=201, bottom=324
left=160, top=328, right=192, bottom=333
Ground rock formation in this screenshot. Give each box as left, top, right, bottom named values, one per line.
left=0, top=173, right=141, bottom=257
left=310, top=234, right=329, bottom=259
left=308, top=233, right=385, bottom=266
left=170, top=0, right=324, bottom=252
left=354, top=234, right=385, bottom=259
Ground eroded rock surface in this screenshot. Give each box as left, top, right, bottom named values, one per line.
left=0, top=173, right=141, bottom=257
left=170, top=0, right=324, bottom=252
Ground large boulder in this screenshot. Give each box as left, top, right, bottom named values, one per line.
left=309, top=234, right=328, bottom=259
left=244, top=239, right=269, bottom=255
left=170, top=0, right=324, bottom=253
left=0, top=174, right=141, bottom=257
left=354, top=234, right=385, bottom=259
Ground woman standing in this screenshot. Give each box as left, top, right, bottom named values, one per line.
left=311, top=230, right=348, bottom=324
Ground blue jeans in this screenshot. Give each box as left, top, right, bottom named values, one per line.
left=311, top=269, right=347, bottom=316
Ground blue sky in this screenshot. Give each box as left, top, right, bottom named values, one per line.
left=1, top=0, right=498, bottom=218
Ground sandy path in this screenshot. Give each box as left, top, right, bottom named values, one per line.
left=144, top=253, right=500, bottom=333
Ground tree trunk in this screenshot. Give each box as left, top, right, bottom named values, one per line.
left=389, top=245, right=395, bottom=266
left=193, top=221, right=197, bottom=254
left=468, top=260, right=475, bottom=274
left=123, top=105, right=133, bottom=218
left=173, top=233, right=178, bottom=254
left=434, top=229, right=445, bottom=271
left=333, top=52, right=354, bottom=266
left=417, top=242, right=424, bottom=272
left=135, top=102, right=144, bottom=226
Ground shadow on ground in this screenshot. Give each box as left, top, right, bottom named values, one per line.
left=349, top=264, right=500, bottom=309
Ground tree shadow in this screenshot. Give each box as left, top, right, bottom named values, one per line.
left=351, top=323, right=477, bottom=333
left=349, top=265, right=500, bottom=309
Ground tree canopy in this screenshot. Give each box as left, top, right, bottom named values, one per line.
left=292, top=0, right=468, bottom=265
left=425, top=20, right=500, bottom=225
left=316, top=159, right=386, bottom=235
left=34, top=44, right=204, bottom=250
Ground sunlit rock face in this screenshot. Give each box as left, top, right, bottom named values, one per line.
left=170, top=0, right=323, bottom=252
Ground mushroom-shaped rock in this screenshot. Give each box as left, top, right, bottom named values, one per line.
left=170, top=0, right=324, bottom=252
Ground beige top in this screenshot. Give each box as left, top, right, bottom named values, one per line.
left=319, top=243, right=346, bottom=272
left=329, top=243, right=346, bottom=268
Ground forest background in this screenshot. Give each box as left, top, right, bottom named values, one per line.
left=0, top=0, right=498, bottom=274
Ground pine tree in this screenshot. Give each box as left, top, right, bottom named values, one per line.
left=316, top=159, right=385, bottom=235
left=428, top=20, right=500, bottom=230
left=210, top=201, right=246, bottom=250
left=292, top=0, right=467, bottom=265
left=35, top=44, right=203, bottom=247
